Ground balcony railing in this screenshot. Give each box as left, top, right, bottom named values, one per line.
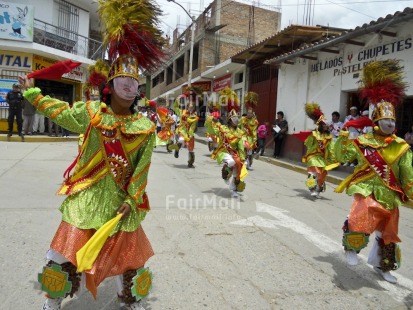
left=33, top=19, right=104, bottom=60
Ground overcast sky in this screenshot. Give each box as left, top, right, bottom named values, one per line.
left=156, top=0, right=413, bottom=37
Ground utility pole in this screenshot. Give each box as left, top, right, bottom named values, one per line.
left=167, top=0, right=196, bottom=87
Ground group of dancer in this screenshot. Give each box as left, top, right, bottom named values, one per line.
left=13, top=0, right=412, bottom=306
left=302, top=59, right=411, bottom=284
left=204, top=88, right=259, bottom=198
left=153, top=86, right=259, bottom=199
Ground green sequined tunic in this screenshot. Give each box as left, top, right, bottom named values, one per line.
left=334, top=132, right=413, bottom=210
left=24, top=88, right=155, bottom=234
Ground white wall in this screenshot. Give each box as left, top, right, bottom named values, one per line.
left=277, top=61, right=311, bottom=133
left=277, top=20, right=413, bottom=133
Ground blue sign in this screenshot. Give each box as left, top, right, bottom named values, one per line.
left=0, top=78, right=18, bottom=107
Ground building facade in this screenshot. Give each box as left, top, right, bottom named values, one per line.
left=231, top=25, right=346, bottom=125
left=267, top=8, right=413, bottom=161
left=0, top=0, right=102, bottom=130
left=149, top=0, right=281, bottom=110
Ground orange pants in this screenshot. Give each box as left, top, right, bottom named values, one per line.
left=307, top=166, right=327, bottom=186
left=348, top=194, right=400, bottom=245
left=50, top=221, right=153, bottom=298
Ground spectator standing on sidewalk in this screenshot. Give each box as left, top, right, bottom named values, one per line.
left=47, top=93, right=60, bottom=137
left=6, top=83, right=24, bottom=138
left=255, top=121, right=271, bottom=156
left=272, top=111, right=288, bottom=158
left=22, top=97, right=36, bottom=135
left=32, top=109, right=46, bottom=134
left=329, top=111, right=344, bottom=141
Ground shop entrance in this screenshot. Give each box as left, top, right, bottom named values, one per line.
left=346, top=91, right=413, bottom=138
left=35, top=80, right=74, bottom=103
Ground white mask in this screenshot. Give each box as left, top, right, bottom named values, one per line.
left=230, top=117, right=239, bottom=126
left=378, top=118, right=395, bottom=135
left=113, top=77, right=139, bottom=101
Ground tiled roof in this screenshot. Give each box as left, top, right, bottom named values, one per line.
left=231, top=25, right=347, bottom=64
left=265, top=7, right=413, bottom=65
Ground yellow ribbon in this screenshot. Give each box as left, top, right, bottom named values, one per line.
left=76, top=213, right=123, bottom=272
left=240, top=164, right=248, bottom=181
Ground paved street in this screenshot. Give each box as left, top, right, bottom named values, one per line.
left=1, top=138, right=413, bottom=310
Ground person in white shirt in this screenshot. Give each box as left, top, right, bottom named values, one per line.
left=361, top=110, right=373, bottom=133
left=344, top=106, right=361, bottom=139
left=329, top=111, right=344, bottom=141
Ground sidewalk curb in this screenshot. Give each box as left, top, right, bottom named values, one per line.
left=0, top=135, right=77, bottom=143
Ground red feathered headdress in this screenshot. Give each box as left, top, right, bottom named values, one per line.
left=98, top=0, right=165, bottom=80
left=358, top=59, right=408, bottom=123
left=304, top=102, right=325, bottom=125
left=358, top=59, right=407, bottom=108
left=344, top=116, right=373, bottom=129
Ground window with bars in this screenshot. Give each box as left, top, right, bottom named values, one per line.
left=54, top=0, right=79, bottom=41
left=1, top=70, right=26, bottom=80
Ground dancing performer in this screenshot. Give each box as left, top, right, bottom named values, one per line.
left=239, top=92, right=259, bottom=169
left=334, top=60, right=412, bottom=284
left=302, top=103, right=338, bottom=198
left=156, top=107, right=176, bottom=152
left=21, top=0, right=165, bottom=309
left=205, top=88, right=247, bottom=198
left=172, top=88, right=200, bottom=168
left=206, top=110, right=221, bottom=152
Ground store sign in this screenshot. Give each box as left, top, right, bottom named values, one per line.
left=212, top=74, right=231, bottom=92
left=310, top=36, right=412, bottom=77
left=0, top=2, right=34, bottom=42
left=0, top=78, right=17, bottom=106
left=181, top=81, right=211, bottom=93
left=33, top=54, right=85, bottom=82
left=0, top=50, right=32, bottom=69
left=62, top=66, right=85, bottom=82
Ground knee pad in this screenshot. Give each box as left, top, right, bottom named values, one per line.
left=380, top=241, right=401, bottom=272
left=119, top=267, right=152, bottom=305
left=342, top=232, right=369, bottom=252
left=38, top=261, right=81, bottom=298
left=305, top=173, right=317, bottom=190
left=222, top=163, right=232, bottom=180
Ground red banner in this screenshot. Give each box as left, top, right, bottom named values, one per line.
left=212, top=74, right=232, bottom=92
left=182, top=81, right=211, bottom=93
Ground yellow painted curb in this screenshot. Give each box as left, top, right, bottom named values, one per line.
left=0, top=135, right=78, bottom=143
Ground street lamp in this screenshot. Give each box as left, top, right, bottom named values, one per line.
left=167, top=0, right=195, bottom=87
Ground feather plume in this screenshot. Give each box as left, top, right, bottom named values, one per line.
left=98, top=0, right=165, bottom=70
left=87, top=59, right=110, bottom=87
left=304, top=102, right=324, bottom=123
left=359, top=59, right=408, bottom=107
left=219, top=87, right=240, bottom=112
left=244, top=92, right=259, bottom=109
left=156, top=107, right=169, bottom=123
